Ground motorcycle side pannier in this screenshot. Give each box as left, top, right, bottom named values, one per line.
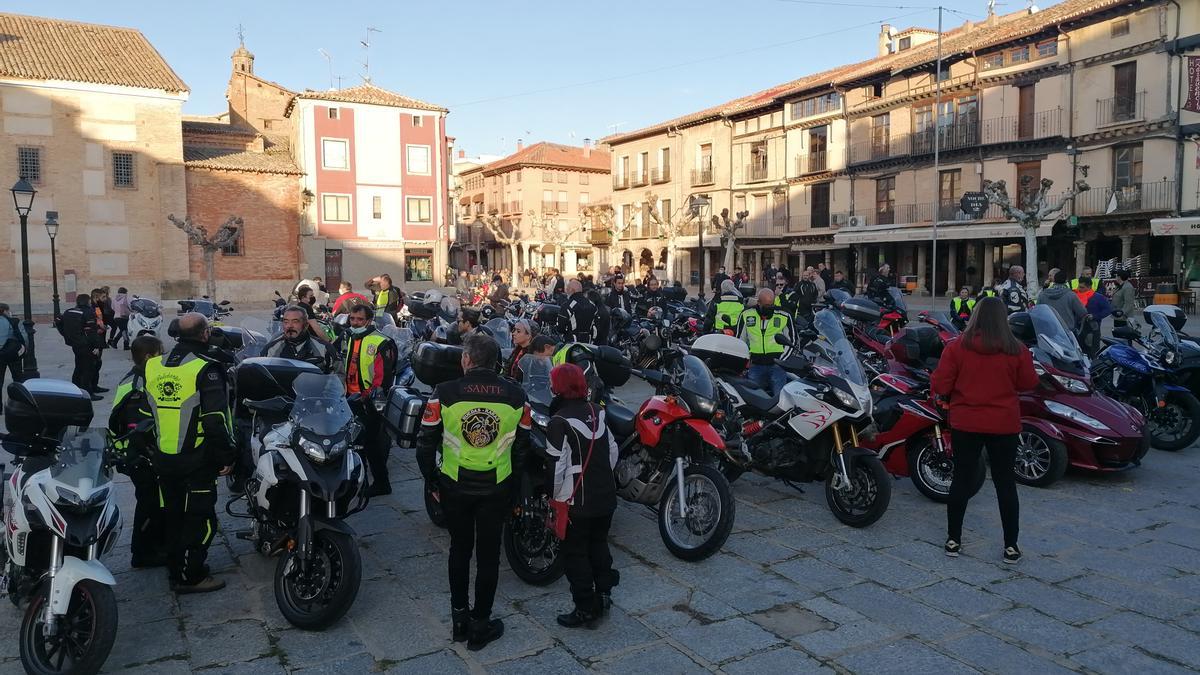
left=413, top=342, right=464, bottom=386
left=842, top=297, right=882, bottom=323
left=236, top=357, right=324, bottom=407
left=3, top=379, right=94, bottom=440
left=384, top=387, right=425, bottom=448
left=535, top=303, right=561, bottom=327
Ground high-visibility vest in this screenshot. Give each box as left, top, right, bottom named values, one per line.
left=951, top=297, right=976, bottom=315
left=739, top=309, right=790, bottom=357
left=714, top=297, right=744, bottom=331
left=344, top=331, right=389, bottom=394
left=145, top=355, right=208, bottom=456
left=440, top=399, right=523, bottom=483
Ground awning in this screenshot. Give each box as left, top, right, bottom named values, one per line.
left=833, top=220, right=1052, bottom=245
left=471, top=194, right=484, bottom=203
left=1151, top=217, right=1200, bottom=236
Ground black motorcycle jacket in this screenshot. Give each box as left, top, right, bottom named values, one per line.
left=262, top=334, right=334, bottom=372
left=561, top=292, right=598, bottom=343
left=606, top=288, right=634, bottom=315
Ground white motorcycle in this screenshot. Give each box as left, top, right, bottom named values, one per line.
left=127, top=297, right=163, bottom=338
left=0, top=381, right=123, bottom=675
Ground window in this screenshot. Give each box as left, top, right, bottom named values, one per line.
left=579, top=192, right=590, bottom=208
left=544, top=170, right=554, bottom=182
left=112, top=151, right=136, bottom=189
left=876, top=176, right=896, bottom=222
left=406, top=197, right=432, bottom=223
left=515, top=170, right=522, bottom=183
left=937, top=65, right=950, bottom=82
left=579, top=173, right=588, bottom=185
left=871, top=113, right=890, bottom=157
left=372, top=195, right=383, bottom=219
left=406, top=145, right=430, bottom=175
left=221, top=230, right=242, bottom=256
left=1037, top=40, right=1058, bottom=57
left=898, top=36, right=911, bottom=51
left=405, top=249, right=433, bottom=282
left=913, top=105, right=933, bottom=134
left=412, top=115, right=423, bottom=127
left=807, top=126, right=828, bottom=172
left=1113, top=144, right=1143, bottom=189
left=1009, top=46, right=1030, bottom=63
left=791, top=92, right=842, bottom=119
left=17, top=147, right=41, bottom=185
left=322, top=139, right=349, bottom=170
left=1111, top=18, right=1129, bottom=37
left=982, top=53, right=1004, bottom=70
left=939, top=169, right=961, bottom=218
left=811, top=183, right=831, bottom=227
left=327, top=107, right=339, bottom=119
left=1113, top=62, right=1138, bottom=121
left=558, top=171, right=568, bottom=183
left=867, top=83, right=884, bottom=99
left=322, top=194, right=351, bottom=223
left=1015, top=161, right=1041, bottom=209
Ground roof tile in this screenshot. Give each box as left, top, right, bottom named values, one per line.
left=183, top=144, right=301, bottom=175
left=484, top=142, right=610, bottom=174
left=289, top=82, right=447, bottom=114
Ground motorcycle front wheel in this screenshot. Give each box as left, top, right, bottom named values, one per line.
left=20, top=579, right=118, bottom=675
left=275, top=529, right=362, bottom=631
left=658, top=464, right=736, bottom=562
left=825, top=453, right=892, bottom=528
left=1145, top=391, right=1200, bottom=451
left=503, top=497, right=565, bottom=585
left=908, top=436, right=985, bottom=502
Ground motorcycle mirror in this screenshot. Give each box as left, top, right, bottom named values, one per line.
left=220, top=300, right=231, bottom=306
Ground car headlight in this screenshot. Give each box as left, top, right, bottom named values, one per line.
left=1052, top=375, right=1090, bottom=394
left=1044, top=400, right=1109, bottom=431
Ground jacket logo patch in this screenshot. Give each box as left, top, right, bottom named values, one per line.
left=366, top=344, right=377, bottom=356
left=154, top=375, right=183, bottom=402
left=461, top=408, right=501, bottom=448
left=744, top=316, right=757, bottom=327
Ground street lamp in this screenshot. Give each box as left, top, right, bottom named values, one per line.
left=45, top=211, right=61, bottom=319
left=11, top=178, right=40, bottom=379
left=688, top=194, right=711, bottom=298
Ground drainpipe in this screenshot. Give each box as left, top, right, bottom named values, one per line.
left=1167, top=0, right=1184, bottom=215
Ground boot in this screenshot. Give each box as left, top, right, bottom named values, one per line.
left=452, top=607, right=470, bottom=643
left=598, top=592, right=613, bottom=615
left=171, top=576, right=225, bottom=594
left=556, top=605, right=600, bottom=629
left=466, top=617, right=504, bottom=651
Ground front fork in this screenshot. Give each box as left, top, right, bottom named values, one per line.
left=41, top=537, right=63, bottom=636
left=673, top=457, right=687, bottom=519
left=830, top=422, right=859, bottom=491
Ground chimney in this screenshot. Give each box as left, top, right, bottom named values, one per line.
left=457, top=149, right=466, bottom=159
left=878, top=24, right=895, bottom=56
left=583, top=138, right=592, bottom=158
left=517, top=139, right=524, bottom=151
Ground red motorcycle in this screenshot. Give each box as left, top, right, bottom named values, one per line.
left=862, top=373, right=985, bottom=502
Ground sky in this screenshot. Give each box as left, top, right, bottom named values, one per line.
left=6, top=0, right=1036, bottom=157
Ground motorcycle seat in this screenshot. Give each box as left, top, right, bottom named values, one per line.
left=606, top=403, right=637, bottom=439
left=723, top=376, right=780, bottom=413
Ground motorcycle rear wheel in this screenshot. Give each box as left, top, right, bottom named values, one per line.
left=20, top=579, right=118, bottom=675
left=503, top=498, right=565, bottom=585
left=658, top=464, right=736, bottom=561
left=275, top=530, right=362, bottom=631
left=825, top=453, right=891, bottom=528
left=1145, top=391, right=1200, bottom=452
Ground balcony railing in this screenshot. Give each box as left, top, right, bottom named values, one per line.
left=788, top=212, right=850, bottom=231
left=979, top=109, right=1063, bottom=144
left=541, top=201, right=569, bottom=214
left=911, top=119, right=980, bottom=155
left=1097, top=91, right=1146, bottom=126
left=631, top=169, right=649, bottom=187
left=744, top=163, right=770, bottom=183
left=650, top=166, right=671, bottom=184
left=807, top=150, right=827, bottom=173
left=1075, top=180, right=1174, bottom=216
left=691, top=165, right=715, bottom=186
left=504, top=201, right=522, bottom=214
left=613, top=172, right=629, bottom=190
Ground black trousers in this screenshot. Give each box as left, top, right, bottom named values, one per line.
left=0, top=357, right=23, bottom=405
left=361, top=413, right=391, bottom=488
left=71, top=346, right=96, bottom=392
left=93, top=347, right=104, bottom=387
left=158, top=472, right=219, bottom=584
left=947, top=430, right=1020, bottom=548
left=563, top=512, right=616, bottom=611
left=128, top=462, right=165, bottom=561
left=443, top=487, right=507, bottom=620
left=110, top=317, right=129, bottom=347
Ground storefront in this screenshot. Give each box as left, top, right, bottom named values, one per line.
left=1151, top=217, right=1200, bottom=289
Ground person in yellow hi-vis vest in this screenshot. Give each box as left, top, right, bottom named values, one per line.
left=416, top=334, right=531, bottom=651
left=144, top=313, right=236, bottom=594
left=737, top=288, right=797, bottom=396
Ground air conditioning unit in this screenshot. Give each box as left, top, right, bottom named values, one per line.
left=847, top=215, right=867, bottom=228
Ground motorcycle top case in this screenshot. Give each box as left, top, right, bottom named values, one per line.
left=413, top=342, right=464, bottom=386
left=690, top=334, right=750, bottom=374
left=662, top=286, right=687, bottom=302
left=1143, top=304, right=1186, bottom=331
left=384, top=387, right=425, bottom=447
left=535, top=303, right=561, bottom=326
left=236, top=357, right=324, bottom=404
left=842, top=296, right=882, bottom=323
left=560, top=344, right=632, bottom=388
left=3, top=378, right=94, bottom=440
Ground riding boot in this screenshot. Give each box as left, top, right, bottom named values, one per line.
left=452, top=607, right=470, bottom=642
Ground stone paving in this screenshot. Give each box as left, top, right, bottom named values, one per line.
left=0, top=321, right=1198, bottom=673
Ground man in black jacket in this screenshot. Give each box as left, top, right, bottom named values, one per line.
left=416, top=334, right=531, bottom=651
left=866, top=263, right=894, bottom=305
left=560, top=280, right=597, bottom=343
left=60, top=295, right=104, bottom=399
left=588, top=289, right=611, bottom=346
left=831, top=270, right=854, bottom=293
left=788, top=270, right=820, bottom=323
left=262, top=306, right=334, bottom=372
left=636, top=276, right=665, bottom=317
left=605, top=275, right=634, bottom=315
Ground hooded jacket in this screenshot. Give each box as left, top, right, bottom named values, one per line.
left=545, top=399, right=618, bottom=517
left=1037, top=285, right=1087, bottom=330
left=931, top=335, right=1039, bottom=435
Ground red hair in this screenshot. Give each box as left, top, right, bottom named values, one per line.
left=550, top=363, right=589, bottom=400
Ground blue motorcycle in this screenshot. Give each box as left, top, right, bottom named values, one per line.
left=1092, top=311, right=1200, bottom=451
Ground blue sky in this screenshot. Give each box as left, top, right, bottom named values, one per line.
left=9, top=0, right=1021, bottom=156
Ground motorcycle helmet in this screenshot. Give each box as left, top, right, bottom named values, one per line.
left=610, top=308, right=631, bottom=332
left=481, top=304, right=496, bottom=320
left=1008, top=311, right=1035, bottom=344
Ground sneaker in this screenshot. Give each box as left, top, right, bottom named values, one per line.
left=88, top=393, right=104, bottom=401
left=556, top=606, right=600, bottom=629
left=171, top=576, right=226, bottom=594
left=452, top=607, right=470, bottom=642
left=466, top=617, right=504, bottom=651
left=944, top=539, right=961, bottom=557
left=1003, top=546, right=1022, bottom=564
left=93, top=386, right=110, bottom=393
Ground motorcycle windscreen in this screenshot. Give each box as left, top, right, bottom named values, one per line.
left=238, top=317, right=272, bottom=362
left=1029, top=305, right=1088, bottom=376
left=50, top=428, right=111, bottom=490
left=130, top=298, right=160, bottom=318
left=826, top=288, right=852, bottom=306
left=1149, top=310, right=1180, bottom=350
left=291, top=373, right=354, bottom=435
left=375, top=312, right=397, bottom=330
left=190, top=300, right=216, bottom=317
left=485, top=318, right=512, bottom=350
left=519, top=355, right=553, bottom=409
left=925, top=311, right=961, bottom=335
left=813, top=309, right=868, bottom=387
left=380, top=326, right=415, bottom=363
left=678, top=354, right=718, bottom=418
left=887, top=287, right=907, bottom=312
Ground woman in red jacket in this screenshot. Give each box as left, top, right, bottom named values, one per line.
left=931, top=296, right=1039, bottom=564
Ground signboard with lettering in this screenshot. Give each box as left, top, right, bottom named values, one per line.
left=1186, top=56, right=1200, bottom=114
left=960, top=192, right=989, bottom=217
left=1151, top=217, right=1200, bottom=236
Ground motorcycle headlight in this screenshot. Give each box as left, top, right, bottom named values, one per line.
left=299, top=436, right=346, bottom=464
left=827, top=386, right=860, bottom=412
left=531, top=411, right=550, bottom=428
left=1044, top=400, right=1109, bottom=431
left=1052, top=375, right=1090, bottom=394
left=1162, top=350, right=1177, bottom=367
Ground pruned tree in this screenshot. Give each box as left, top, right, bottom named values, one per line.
left=535, top=210, right=587, bottom=271
left=983, top=175, right=1089, bottom=295
left=712, top=208, right=749, bottom=272
left=480, top=210, right=521, bottom=273
left=169, top=214, right=243, bottom=300
left=644, top=190, right=700, bottom=281
left=582, top=202, right=635, bottom=271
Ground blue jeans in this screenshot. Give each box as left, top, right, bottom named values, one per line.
left=747, top=363, right=787, bottom=396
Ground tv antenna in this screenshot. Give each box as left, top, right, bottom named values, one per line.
left=607, top=122, right=626, bottom=134
left=236, top=23, right=245, bottom=47
left=318, top=48, right=334, bottom=89
left=360, top=27, right=382, bottom=83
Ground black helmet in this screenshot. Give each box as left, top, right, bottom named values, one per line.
left=480, top=304, right=496, bottom=320
left=1008, top=311, right=1034, bottom=343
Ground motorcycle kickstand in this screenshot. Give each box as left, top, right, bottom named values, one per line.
left=782, top=479, right=805, bottom=494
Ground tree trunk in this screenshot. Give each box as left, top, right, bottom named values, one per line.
left=666, top=240, right=677, bottom=284
left=203, top=250, right=217, bottom=300
left=723, top=237, right=737, bottom=272
left=1023, top=223, right=1039, bottom=298
left=509, top=242, right=519, bottom=277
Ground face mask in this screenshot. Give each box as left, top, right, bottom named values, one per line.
left=350, top=325, right=371, bottom=336
left=758, top=305, right=775, bottom=318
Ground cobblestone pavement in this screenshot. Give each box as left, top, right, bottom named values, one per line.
left=0, top=323, right=1198, bottom=674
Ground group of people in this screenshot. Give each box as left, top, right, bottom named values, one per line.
left=59, top=286, right=133, bottom=401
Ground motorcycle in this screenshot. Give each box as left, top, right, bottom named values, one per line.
left=699, top=309, right=891, bottom=527
left=236, top=373, right=367, bottom=630
left=1010, top=306, right=1149, bottom=485
left=179, top=298, right=233, bottom=325
left=1, top=382, right=123, bottom=675
left=1144, top=305, right=1200, bottom=401
left=1091, top=309, right=1200, bottom=451
left=128, top=297, right=163, bottom=338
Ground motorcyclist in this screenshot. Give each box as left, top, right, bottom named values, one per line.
left=737, top=288, right=796, bottom=396
left=372, top=273, right=404, bottom=319
left=1070, top=266, right=1094, bottom=291
left=488, top=274, right=510, bottom=306
left=605, top=275, right=634, bottom=315
left=295, top=285, right=332, bottom=344
left=588, top=289, right=611, bottom=346
left=635, top=276, right=665, bottom=317
left=788, top=269, right=819, bottom=324
left=262, top=305, right=335, bottom=372
left=703, top=279, right=745, bottom=334
left=340, top=304, right=398, bottom=497
left=866, top=264, right=894, bottom=305
left=998, top=266, right=1032, bottom=315
left=951, top=287, right=976, bottom=324
left=560, top=279, right=597, bottom=343
left=1036, top=270, right=1086, bottom=331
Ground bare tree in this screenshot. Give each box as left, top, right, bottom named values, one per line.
left=535, top=210, right=587, bottom=271
left=982, top=175, right=1089, bottom=295
left=644, top=190, right=700, bottom=281
left=582, top=202, right=635, bottom=271
left=169, top=214, right=243, bottom=300
left=712, top=208, right=749, bottom=272
left=479, top=210, right=521, bottom=273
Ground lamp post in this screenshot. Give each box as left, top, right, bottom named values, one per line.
left=11, top=178, right=40, bottom=379
left=45, top=211, right=61, bottom=319
left=688, top=194, right=711, bottom=299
